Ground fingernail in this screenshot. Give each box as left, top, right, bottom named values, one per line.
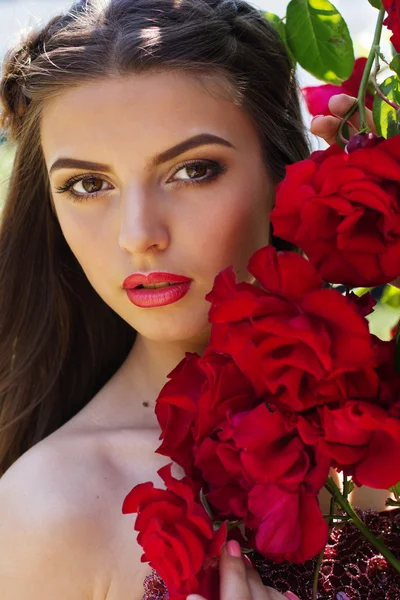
left=284, top=592, right=300, bottom=600
left=227, top=540, right=242, bottom=557
left=242, top=554, right=253, bottom=568
left=311, top=114, right=324, bottom=122
left=187, top=595, right=205, bottom=600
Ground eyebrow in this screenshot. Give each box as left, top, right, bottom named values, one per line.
left=48, top=133, right=235, bottom=176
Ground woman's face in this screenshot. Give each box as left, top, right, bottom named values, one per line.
left=41, top=71, right=274, bottom=344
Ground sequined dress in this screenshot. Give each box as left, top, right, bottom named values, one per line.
left=142, top=508, right=400, bottom=600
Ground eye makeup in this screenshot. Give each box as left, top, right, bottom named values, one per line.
left=54, top=158, right=228, bottom=203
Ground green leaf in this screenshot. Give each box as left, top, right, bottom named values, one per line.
left=213, top=519, right=244, bottom=533
left=372, top=76, right=400, bottom=138
left=391, top=481, right=400, bottom=501
left=386, top=497, right=400, bottom=507
left=226, top=519, right=243, bottom=532
left=347, top=479, right=355, bottom=495
left=353, top=287, right=374, bottom=297
left=286, top=0, right=354, bottom=83
left=212, top=520, right=223, bottom=531
left=264, top=12, right=296, bottom=65
left=367, top=0, right=383, bottom=8
left=381, top=284, right=400, bottom=308
left=390, top=54, right=400, bottom=77
left=387, top=482, right=400, bottom=506
left=395, top=320, right=400, bottom=376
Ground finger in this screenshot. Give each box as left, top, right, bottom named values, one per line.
left=310, top=114, right=356, bottom=146
left=244, top=557, right=291, bottom=600
left=310, top=99, right=377, bottom=146
left=220, top=541, right=253, bottom=600
left=328, top=93, right=377, bottom=135
left=246, top=568, right=287, bottom=600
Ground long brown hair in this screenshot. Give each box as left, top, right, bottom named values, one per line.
left=0, top=0, right=310, bottom=475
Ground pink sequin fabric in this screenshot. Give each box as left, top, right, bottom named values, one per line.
left=142, top=508, right=400, bottom=600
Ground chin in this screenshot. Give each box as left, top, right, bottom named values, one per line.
left=138, top=322, right=211, bottom=346
left=120, top=304, right=211, bottom=345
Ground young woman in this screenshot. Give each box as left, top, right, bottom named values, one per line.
left=0, top=1, right=397, bottom=599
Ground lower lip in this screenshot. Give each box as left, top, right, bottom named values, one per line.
left=125, top=281, right=192, bottom=308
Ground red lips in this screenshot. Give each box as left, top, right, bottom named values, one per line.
left=122, top=272, right=193, bottom=308
left=122, top=272, right=191, bottom=289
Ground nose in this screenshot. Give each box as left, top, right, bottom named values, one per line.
left=118, top=185, right=169, bottom=255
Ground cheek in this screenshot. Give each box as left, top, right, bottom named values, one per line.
left=54, top=202, right=112, bottom=277
left=182, top=183, right=272, bottom=277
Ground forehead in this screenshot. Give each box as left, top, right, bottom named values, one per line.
left=40, top=71, right=261, bottom=166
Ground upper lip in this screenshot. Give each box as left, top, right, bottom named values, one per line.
left=122, top=272, right=192, bottom=289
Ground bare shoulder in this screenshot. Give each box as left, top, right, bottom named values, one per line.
left=0, top=430, right=114, bottom=600
left=0, top=420, right=115, bottom=516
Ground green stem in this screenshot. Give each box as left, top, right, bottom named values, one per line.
left=325, top=477, right=400, bottom=573
left=338, top=100, right=359, bottom=144
left=312, top=497, right=335, bottom=600
left=312, top=546, right=324, bottom=599
left=357, top=7, right=386, bottom=131
left=322, top=515, right=351, bottom=522
left=338, top=9, right=385, bottom=142
left=343, top=474, right=349, bottom=500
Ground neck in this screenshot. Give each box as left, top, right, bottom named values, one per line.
left=120, top=328, right=210, bottom=411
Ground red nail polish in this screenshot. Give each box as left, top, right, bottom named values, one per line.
left=242, top=554, right=253, bottom=568
left=284, top=592, right=300, bottom=600
left=227, top=540, right=241, bottom=557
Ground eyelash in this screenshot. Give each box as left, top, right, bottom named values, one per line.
left=54, top=159, right=228, bottom=203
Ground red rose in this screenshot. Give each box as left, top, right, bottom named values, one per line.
left=194, top=432, right=246, bottom=492
left=248, top=482, right=328, bottom=563
left=195, top=432, right=252, bottom=523
left=347, top=290, right=377, bottom=318
left=383, top=0, right=400, bottom=52
left=302, top=58, right=373, bottom=117
left=194, top=403, right=304, bottom=521
left=155, top=353, right=201, bottom=475
left=156, top=352, right=259, bottom=476
left=194, top=355, right=259, bottom=445
left=231, top=403, right=310, bottom=487
left=206, top=483, right=250, bottom=521
left=122, top=463, right=227, bottom=600
left=297, top=335, right=400, bottom=488
left=298, top=401, right=400, bottom=489
left=205, top=246, right=378, bottom=410
left=271, top=136, right=400, bottom=287
left=195, top=402, right=331, bottom=563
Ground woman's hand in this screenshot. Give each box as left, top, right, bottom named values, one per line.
left=309, top=93, right=377, bottom=145
left=187, top=541, right=301, bottom=600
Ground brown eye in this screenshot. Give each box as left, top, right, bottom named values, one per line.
left=185, top=164, right=208, bottom=179
left=81, top=176, right=104, bottom=193
left=172, top=160, right=224, bottom=183
left=54, top=173, right=114, bottom=202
